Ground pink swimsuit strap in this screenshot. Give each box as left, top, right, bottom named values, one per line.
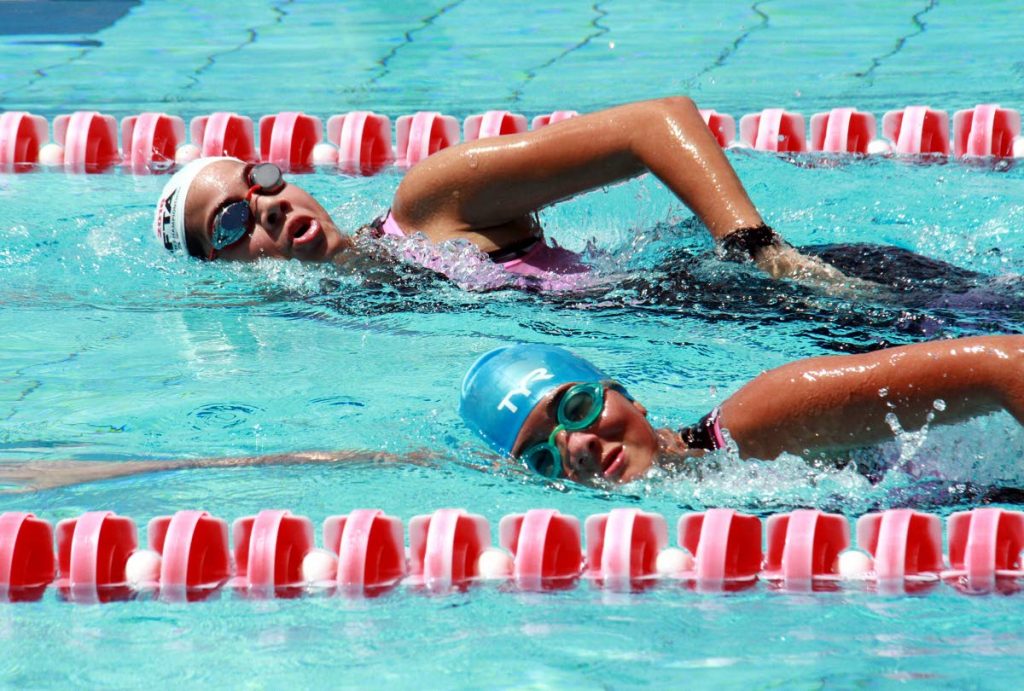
left=379, top=211, right=406, bottom=239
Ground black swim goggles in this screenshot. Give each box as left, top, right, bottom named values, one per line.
left=210, top=163, right=286, bottom=252
left=517, top=381, right=628, bottom=480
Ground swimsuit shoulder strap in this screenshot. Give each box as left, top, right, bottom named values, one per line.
left=679, top=407, right=725, bottom=451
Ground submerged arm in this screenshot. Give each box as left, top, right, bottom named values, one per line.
left=0, top=450, right=426, bottom=494
left=392, top=97, right=842, bottom=281
left=718, top=335, right=1024, bottom=459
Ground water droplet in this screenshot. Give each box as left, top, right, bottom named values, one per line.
left=878, top=387, right=889, bottom=397
left=933, top=399, right=946, bottom=411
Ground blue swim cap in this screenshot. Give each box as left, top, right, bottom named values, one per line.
left=460, top=344, right=620, bottom=457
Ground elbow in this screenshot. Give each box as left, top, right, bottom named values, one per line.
left=645, top=96, right=701, bottom=126
left=653, top=95, right=698, bottom=114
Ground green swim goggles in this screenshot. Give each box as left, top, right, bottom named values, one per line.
left=518, top=381, right=629, bottom=480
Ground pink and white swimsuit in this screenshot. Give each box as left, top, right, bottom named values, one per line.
left=373, top=211, right=590, bottom=289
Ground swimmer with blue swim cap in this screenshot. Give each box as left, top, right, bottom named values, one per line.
left=3, top=338, right=1022, bottom=491
left=460, top=337, right=1024, bottom=486
left=461, top=344, right=705, bottom=484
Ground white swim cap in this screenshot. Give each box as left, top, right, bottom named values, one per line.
left=153, top=156, right=241, bottom=254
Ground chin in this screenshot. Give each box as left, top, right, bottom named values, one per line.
left=620, top=454, right=655, bottom=483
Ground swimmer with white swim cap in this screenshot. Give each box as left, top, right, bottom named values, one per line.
left=460, top=336, right=1024, bottom=485
left=153, top=97, right=848, bottom=285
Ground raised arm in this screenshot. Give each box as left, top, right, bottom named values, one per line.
left=719, top=335, right=1024, bottom=459
left=392, top=97, right=841, bottom=281
left=395, top=97, right=757, bottom=239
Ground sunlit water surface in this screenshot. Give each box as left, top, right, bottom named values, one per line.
left=2, top=0, right=1024, bottom=687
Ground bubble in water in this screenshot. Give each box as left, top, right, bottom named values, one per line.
left=878, top=387, right=889, bottom=398
left=933, top=399, right=947, bottom=411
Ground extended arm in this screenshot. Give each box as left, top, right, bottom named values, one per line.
left=392, top=97, right=842, bottom=281
left=719, top=335, right=1024, bottom=459
left=0, top=449, right=426, bottom=494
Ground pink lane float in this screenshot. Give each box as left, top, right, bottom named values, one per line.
left=3, top=506, right=1024, bottom=602
left=953, top=104, right=1023, bottom=159
left=184, top=111, right=256, bottom=163
left=1, top=103, right=1023, bottom=174
left=0, top=111, right=48, bottom=173
left=325, top=111, right=395, bottom=174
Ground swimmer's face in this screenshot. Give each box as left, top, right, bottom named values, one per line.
left=511, top=383, right=660, bottom=485
left=184, top=160, right=353, bottom=261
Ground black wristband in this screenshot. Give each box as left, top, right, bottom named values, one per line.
left=718, top=224, right=782, bottom=262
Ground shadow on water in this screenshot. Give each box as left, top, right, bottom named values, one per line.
left=207, top=224, right=1024, bottom=354
left=543, top=242, right=1024, bottom=353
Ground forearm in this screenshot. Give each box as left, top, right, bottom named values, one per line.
left=625, top=97, right=763, bottom=239
left=720, top=335, right=1024, bottom=458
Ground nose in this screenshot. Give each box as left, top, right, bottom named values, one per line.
left=253, top=193, right=290, bottom=233
left=561, top=430, right=603, bottom=477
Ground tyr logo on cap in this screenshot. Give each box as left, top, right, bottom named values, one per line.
left=497, top=368, right=554, bottom=414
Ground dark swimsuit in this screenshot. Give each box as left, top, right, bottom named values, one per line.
left=679, top=407, right=726, bottom=451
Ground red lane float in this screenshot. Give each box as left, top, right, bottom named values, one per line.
left=953, top=103, right=1022, bottom=159
left=739, top=108, right=807, bottom=153
left=259, top=111, right=323, bottom=170
left=500, top=509, right=582, bottom=589
left=676, top=508, right=762, bottom=591
left=326, top=111, right=394, bottom=174
left=52, top=111, right=120, bottom=172
left=942, top=507, right=1024, bottom=593
left=531, top=110, right=579, bottom=129
left=231, top=509, right=315, bottom=594
left=120, top=112, right=185, bottom=173
left=809, top=108, right=879, bottom=154
left=0, top=512, right=55, bottom=601
left=144, top=510, right=231, bottom=598
left=882, top=106, right=950, bottom=156
left=700, top=109, right=736, bottom=148
left=55, top=511, right=137, bottom=602
left=323, top=508, right=406, bottom=590
left=0, top=112, right=48, bottom=171
left=856, top=509, right=944, bottom=593
left=189, top=112, right=256, bottom=162
left=395, top=111, right=459, bottom=167
left=5, top=507, right=1024, bottom=602
left=585, top=508, right=667, bottom=588
left=463, top=110, right=527, bottom=141
left=407, top=508, right=490, bottom=589
left=763, top=509, right=850, bottom=590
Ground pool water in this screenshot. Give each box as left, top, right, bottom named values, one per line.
left=2, top=0, right=1024, bottom=687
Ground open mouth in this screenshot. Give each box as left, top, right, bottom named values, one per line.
left=602, top=446, right=625, bottom=480
left=290, top=217, right=322, bottom=247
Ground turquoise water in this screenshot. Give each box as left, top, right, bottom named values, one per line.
left=2, top=0, right=1024, bottom=687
